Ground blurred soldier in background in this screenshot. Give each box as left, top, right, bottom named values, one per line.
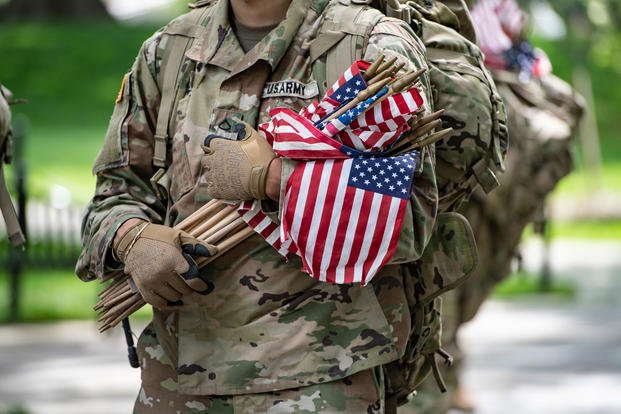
left=410, top=0, right=585, bottom=412
left=0, top=84, right=25, bottom=247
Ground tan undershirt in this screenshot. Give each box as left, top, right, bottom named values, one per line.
left=231, top=17, right=278, bottom=53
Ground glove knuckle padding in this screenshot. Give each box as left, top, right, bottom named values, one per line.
left=118, top=223, right=218, bottom=299
left=201, top=123, right=275, bottom=200
left=125, top=238, right=186, bottom=283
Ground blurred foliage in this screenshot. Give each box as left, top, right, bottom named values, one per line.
left=0, top=406, right=30, bottom=414
left=527, top=0, right=621, bottom=203
left=522, top=218, right=621, bottom=241
left=545, top=0, right=621, bottom=74
left=0, top=22, right=158, bottom=203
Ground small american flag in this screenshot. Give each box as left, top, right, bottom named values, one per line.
left=281, top=153, right=418, bottom=284
left=325, top=87, right=423, bottom=150
left=262, top=108, right=349, bottom=160
left=245, top=59, right=425, bottom=285
left=237, top=200, right=298, bottom=257
left=325, top=61, right=370, bottom=103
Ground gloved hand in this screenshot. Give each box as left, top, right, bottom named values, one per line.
left=114, top=220, right=218, bottom=309
left=201, top=121, right=277, bottom=200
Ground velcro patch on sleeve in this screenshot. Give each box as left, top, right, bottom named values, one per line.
left=262, top=80, right=319, bottom=99
left=116, top=73, right=129, bottom=104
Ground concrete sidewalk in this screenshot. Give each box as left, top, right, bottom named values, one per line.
left=455, top=239, right=621, bottom=414
left=1, top=239, right=620, bottom=414
left=0, top=321, right=144, bottom=414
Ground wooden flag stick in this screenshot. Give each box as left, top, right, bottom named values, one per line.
left=410, top=109, right=445, bottom=130
left=394, top=128, right=453, bottom=156
left=188, top=204, right=237, bottom=238
left=409, top=119, right=442, bottom=140
left=98, top=274, right=130, bottom=298
left=367, top=66, right=394, bottom=85
left=387, top=119, right=442, bottom=156
left=205, top=217, right=246, bottom=244
left=99, top=297, right=145, bottom=333
left=102, top=298, right=146, bottom=333
left=197, top=209, right=241, bottom=240
left=197, top=226, right=255, bottom=267
left=98, top=291, right=135, bottom=314
left=363, top=54, right=386, bottom=81
left=175, top=199, right=222, bottom=231
left=364, top=69, right=426, bottom=113
left=96, top=283, right=132, bottom=310
left=98, top=276, right=130, bottom=300
left=375, top=56, right=398, bottom=76
left=321, top=77, right=392, bottom=123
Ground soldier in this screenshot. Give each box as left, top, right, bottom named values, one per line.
left=76, top=0, right=440, bottom=412
left=0, top=84, right=25, bottom=247
left=410, top=0, right=585, bottom=412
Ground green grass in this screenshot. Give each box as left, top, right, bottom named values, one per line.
left=0, top=268, right=151, bottom=322
left=553, top=162, right=621, bottom=197
left=494, top=271, right=577, bottom=299
left=550, top=219, right=621, bottom=240
left=521, top=218, right=621, bottom=241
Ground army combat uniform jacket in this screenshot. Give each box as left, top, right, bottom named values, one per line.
left=77, top=0, right=438, bottom=397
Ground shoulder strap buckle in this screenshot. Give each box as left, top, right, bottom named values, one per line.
left=153, top=133, right=168, bottom=168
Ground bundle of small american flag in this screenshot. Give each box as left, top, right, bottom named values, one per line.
left=94, top=54, right=452, bottom=331
left=239, top=54, right=450, bottom=285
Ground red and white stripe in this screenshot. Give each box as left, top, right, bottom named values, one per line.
left=302, top=97, right=340, bottom=124
left=470, top=0, right=513, bottom=57
left=325, top=61, right=370, bottom=98
left=341, top=87, right=423, bottom=150
left=237, top=200, right=298, bottom=257
left=260, top=108, right=348, bottom=160
left=281, top=159, right=407, bottom=285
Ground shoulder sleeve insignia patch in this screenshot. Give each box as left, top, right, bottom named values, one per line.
left=116, top=73, right=129, bottom=104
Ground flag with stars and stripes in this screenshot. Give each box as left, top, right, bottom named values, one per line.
left=322, top=86, right=423, bottom=150
left=325, top=60, right=370, bottom=104
left=281, top=152, right=418, bottom=285
left=244, top=58, right=426, bottom=285
left=261, top=108, right=350, bottom=160
left=237, top=200, right=298, bottom=257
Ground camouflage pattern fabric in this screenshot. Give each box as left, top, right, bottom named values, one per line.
left=407, top=70, right=584, bottom=414
left=76, top=0, right=439, bottom=408
left=135, top=322, right=386, bottom=413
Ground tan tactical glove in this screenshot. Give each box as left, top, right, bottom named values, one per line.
left=201, top=121, right=276, bottom=200
left=114, top=221, right=218, bottom=309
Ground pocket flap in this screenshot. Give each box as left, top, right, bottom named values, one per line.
left=411, top=212, right=478, bottom=304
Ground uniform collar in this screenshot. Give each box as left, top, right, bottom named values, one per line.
left=186, top=0, right=328, bottom=75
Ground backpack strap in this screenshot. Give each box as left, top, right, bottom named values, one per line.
left=309, top=0, right=384, bottom=93
left=153, top=6, right=215, bottom=169
left=0, top=166, right=24, bottom=246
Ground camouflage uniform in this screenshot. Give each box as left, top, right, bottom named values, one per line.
left=409, top=7, right=585, bottom=412
left=76, top=0, right=438, bottom=411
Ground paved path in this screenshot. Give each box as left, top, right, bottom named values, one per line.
left=1, top=239, right=620, bottom=414
left=455, top=239, right=621, bottom=414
